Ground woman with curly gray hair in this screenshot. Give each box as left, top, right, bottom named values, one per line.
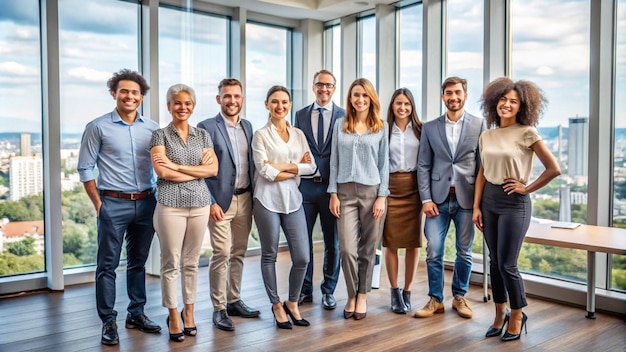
left=472, top=77, right=560, bottom=341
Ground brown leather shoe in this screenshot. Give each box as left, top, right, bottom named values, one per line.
left=452, top=294, right=473, bottom=318
left=414, top=297, right=444, bottom=318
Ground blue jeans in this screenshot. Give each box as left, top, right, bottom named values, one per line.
left=299, top=179, right=340, bottom=295
left=96, top=195, right=156, bottom=323
left=424, top=194, right=474, bottom=302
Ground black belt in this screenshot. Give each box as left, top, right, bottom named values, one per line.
left=312, top=177, right=325, bottom=183
left=100, top=189, right=154, bottom=200
left=234, top=186, right=251, bottom=195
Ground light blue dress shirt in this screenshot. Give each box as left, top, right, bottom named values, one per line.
left=77, top=109, right=159, bottom=192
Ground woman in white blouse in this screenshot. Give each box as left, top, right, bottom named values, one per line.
left=252, top=85, right=317, bottom=329
left=383, top=88, right=423, bottom=314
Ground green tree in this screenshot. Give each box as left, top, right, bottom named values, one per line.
left=0, top=252, right=44, bottom=275
left=7, top=237, right=36, bottom=256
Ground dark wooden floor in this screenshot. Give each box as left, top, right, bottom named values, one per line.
left=1, top=244, right=625, bottom=352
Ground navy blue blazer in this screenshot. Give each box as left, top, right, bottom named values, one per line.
left=197, top=113, right=255, bottom=211
left=294, top=102, right=345, bottom=180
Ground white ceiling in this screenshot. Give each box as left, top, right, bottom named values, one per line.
left=198, top=0, right=398, bottom=21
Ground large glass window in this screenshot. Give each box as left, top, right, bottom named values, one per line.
left=324, top=24, right=342, bottom=105
left=358, top=16, right=377, bottom=86
left=159, top=6, right=228, bottom=128
left=511, top=0, right=590, bottom=283
left=58, top=0, right=140, bottom=268
left=245, top=22, right=290, bottom=130
left=444, top=0, right=484, bottom=262
left=398, top=4, right=423, bottom=117
left=612, top=0, right=626, bottom=291
left=0, top=1, right=44, bottom=277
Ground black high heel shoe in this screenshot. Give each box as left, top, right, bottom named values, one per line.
left=502, top=312, right=527, bottom=342
left=283, top=302, right=310, bottom=326
left=180, top=310, right=197, bottom=336
left=166, top=316, right=184, bottom=343
left=272, top=305, right=293, bottom=329
left=485, top=310, right=510, bottom=337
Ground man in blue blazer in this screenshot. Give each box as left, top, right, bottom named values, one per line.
left=197, top=78, right=259, bottom=331
left=415, top=77, right=486, bottom=319
left=294, top=70, right=345, bottom=310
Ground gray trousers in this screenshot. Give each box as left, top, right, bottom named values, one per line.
left=253, top=199, right=310, bottom=304
left=337, top=183, right=385, bottom=297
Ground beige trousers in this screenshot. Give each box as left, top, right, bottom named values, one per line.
left=337, top=183, right=386, bottom=298
left=154, top=203, right=209, bottom=308
left=208, top=192, right=253, bottom=310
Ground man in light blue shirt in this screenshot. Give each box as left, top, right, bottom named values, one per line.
left=77, top=69, right=161, bottom=345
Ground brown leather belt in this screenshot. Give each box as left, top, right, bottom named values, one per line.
left=449, top=187, right=456, bottom=194
left=100, top=189, right=154, bottom=201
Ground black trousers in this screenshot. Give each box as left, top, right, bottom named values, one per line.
left=481, top=181, right=530, bottom=309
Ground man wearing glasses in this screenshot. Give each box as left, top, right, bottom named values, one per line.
left=294, top=70, right=345, bottom=310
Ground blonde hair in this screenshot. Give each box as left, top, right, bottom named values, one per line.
left=343, top=78, right=383, bottom=133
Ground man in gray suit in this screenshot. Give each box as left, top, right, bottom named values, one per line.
left=415, top=77, right=485, bottom=319
left=295, top=70, right=345, bottom=310
left=197, top=78, right=259, bottom=331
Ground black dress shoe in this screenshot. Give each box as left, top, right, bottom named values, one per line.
left=213, top=309, right=235, bottom=331
left=298, top=293, right=313, bottom=306
left=502, top=312, right=528, bottom=342
left=227, top=300, right=260, bottom=318
left=485, top=310, right=510, bottom=337
left=272, top=305, right=293, bottom=329
left=125, top=313, right=161, bottom=333
left=283, top=302, right=310, bottom=327
left=322, top=294, right=337, bottom=310
left=101, top=320, right=119, bottom=345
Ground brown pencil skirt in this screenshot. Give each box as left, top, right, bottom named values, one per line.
left=382, top=171, right=423, bottom=248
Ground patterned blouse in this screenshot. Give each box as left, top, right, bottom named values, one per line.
left=150, top=123, right=213, bottom=208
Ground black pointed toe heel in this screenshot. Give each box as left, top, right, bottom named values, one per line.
left=181, top=310, right=197, bottom=336
left=272, top=305, right=293, bottom=329
left=166, top=317, right=184, bottom=343
left=283, top=302, right=310, bottom=326
left=485, top=310, right=510, bottom=337
left=502, top=312, right=527, bottom=342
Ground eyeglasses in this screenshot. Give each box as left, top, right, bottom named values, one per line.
left=314, top=82, right=335, bottom=89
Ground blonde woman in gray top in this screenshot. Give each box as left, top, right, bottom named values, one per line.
left=473, top=77, right=560, bottom=342
left=150, top=84, right=218, bottom=342
left=328, top=78, right=389, bottom=320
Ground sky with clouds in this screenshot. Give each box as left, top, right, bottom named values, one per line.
left=0, top=0, right=624, bottom=134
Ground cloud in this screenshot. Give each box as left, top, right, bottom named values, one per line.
left=0, top=3, right=38, bottom=25
left=0, top=61, right=38, bottom=76
left=66, top=67, right=113, bottom=83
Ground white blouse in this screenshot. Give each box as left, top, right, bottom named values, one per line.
left=389, top=121, right=420, bottom=173
left=252, top=120, right=317, bottom=214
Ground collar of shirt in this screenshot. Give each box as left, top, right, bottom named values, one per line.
left=313, top=102, right=333, bottom=111
left=268, top=119, right=292, bottom=131
left=220, top=112, right=241, bottom=127
left=111, top=108, right=147, bottom=125
left=392, top=121, right=413, bottom=133
left=445, top=111, right=466, bottom=125
left=166, top=122, right=198, bottom=137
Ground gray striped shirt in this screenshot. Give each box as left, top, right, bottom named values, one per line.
left=327, top=118, right=390, bottom=197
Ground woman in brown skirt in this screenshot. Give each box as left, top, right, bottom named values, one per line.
left=383, top=88, right=423, bottom=314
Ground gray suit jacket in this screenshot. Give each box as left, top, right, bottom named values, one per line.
left=197, top=113, right=254, bottom=211
left=294, top=102, right=345, bottom=180
left=417, top=113, right=486, bottom=209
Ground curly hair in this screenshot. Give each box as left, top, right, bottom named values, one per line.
left=344, top=78, right=383, bottom=133
left=386, top=87, right=421, bottom=140
left=480, top=77, right=547, bottom=128
left=107, top=69, right=149, bottom=95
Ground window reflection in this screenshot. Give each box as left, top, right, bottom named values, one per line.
left=58, top=0, right=140, bottom=268
left=0, top=1, right=44, bottom=277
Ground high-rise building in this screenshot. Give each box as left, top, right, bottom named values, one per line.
left=9, top=155, right=43, bottom=201
left=568, top=117, right=588, bottom=176
left=20, top=133, right=31, bottom=157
